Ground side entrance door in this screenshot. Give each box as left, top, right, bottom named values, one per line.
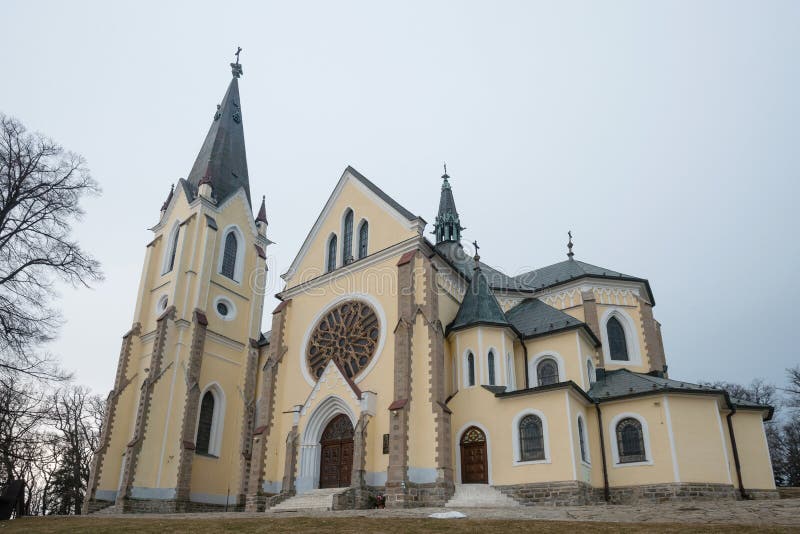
left=460, top=426, right=488, bottom=484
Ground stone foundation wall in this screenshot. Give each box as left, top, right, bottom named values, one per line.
left=497, top=481, right=595, bottom=506
left=85, top=500, right=116, bottom=514
left=332, top=487, right=382, bottom=510
left=742, top=489, right=780, bottom=500
left=117, top=498, right=243, bottom=514
left=386, top=481, right=454, bottom=508
left=606, top=483, right=737, bottom=504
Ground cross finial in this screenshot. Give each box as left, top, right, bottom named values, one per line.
left=567, top=230, right=574, bottom=259
left=472, top=240, right=480, bottom=263
left=230, top=47, right=243, bottom=78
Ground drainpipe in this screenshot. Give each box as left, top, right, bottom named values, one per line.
left=726, top=405, right=748, bottom=500
left=595, top=403, right=610, bottom=503
left=522, top=342, right=529, bottom=389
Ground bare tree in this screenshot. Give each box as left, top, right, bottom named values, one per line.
left=0, top=113, right=102, bottom=385
left=783, top=366, right=800, bottom=410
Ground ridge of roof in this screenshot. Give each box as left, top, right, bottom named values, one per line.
left=505, top=298, right=598, bottom=344
left=345, top=165, right=418, bottom=221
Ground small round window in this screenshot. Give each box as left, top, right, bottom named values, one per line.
left=156, top=295, right=168, bottom=314
left=213, top=297, right=236, bottom=321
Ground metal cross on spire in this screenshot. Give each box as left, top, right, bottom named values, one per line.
left=567, top=230, right=574, bottom=259
left=472, top=240, right=481, bottom=262
left=231, top=46, right=243, bottom=78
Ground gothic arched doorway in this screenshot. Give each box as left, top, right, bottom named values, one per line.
left=319, top=414, right=354, bottom=488
left=460, top=426, right=488, bottom=484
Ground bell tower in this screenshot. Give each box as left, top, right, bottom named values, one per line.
left=85, top=53, right=271, bottom=513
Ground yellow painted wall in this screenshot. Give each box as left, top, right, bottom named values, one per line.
left=669, top=395, right=730, bottom=484
left=730, top=410, right=776, bottom=490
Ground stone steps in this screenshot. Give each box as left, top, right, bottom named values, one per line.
left=270, top=488, right=347, bottom=511
left=445, top=483, right=520, bottom=508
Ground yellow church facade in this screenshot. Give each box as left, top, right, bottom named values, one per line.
left=84, top=62, right=777, bottom=514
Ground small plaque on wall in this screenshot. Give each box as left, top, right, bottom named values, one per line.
left=383, top=433, right=389, bottom=454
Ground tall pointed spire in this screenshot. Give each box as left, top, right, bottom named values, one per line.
left=433, top=164, right=464, bottom=244
left=256, top=195, right=268, bottom=225
left=186, top=50, right=251, bottom=206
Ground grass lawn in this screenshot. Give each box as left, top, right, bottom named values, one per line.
left=2, top=517, right=795, bottom=534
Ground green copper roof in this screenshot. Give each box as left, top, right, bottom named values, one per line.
left=433, top=172, right=463, bottom=244
left=446, top=262, right=510, bottom=334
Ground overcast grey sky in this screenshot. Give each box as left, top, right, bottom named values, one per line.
left=2, top=1, right=798, bottom=395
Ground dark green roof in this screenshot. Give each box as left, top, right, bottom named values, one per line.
left=186, top=75, right=252, bottom=206
left=506, top=298, right=595, bottom=342
left=588, top=368, right=719, bottom=400
left=446, top=264, right=511, bottom=334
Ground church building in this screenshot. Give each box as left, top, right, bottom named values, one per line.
left=84, top=59, right=777, bottom=514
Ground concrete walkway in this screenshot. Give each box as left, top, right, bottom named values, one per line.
left=93, top=498, right=800, bottom=527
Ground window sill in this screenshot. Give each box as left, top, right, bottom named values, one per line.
left=612, top=460, right=652, bottom=468
left=512, top=459, right=551, bottom=466
left=194, top=452, right=219, bottom=459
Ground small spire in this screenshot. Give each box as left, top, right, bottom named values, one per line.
left=443, top=162, right=448, bottom=178
left=434, top=164, right=463, bottom=244
left=230, top=46, right=243, bottom=78
left=472, top=240, right=481, bottom=264
left=567, top=230, right=574, bottom=260
left=161, top=184, right=174, bottom=211
left=256, top=195, right=268, bottom=224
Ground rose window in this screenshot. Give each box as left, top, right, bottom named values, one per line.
left=306, top=300, right=380, bottom=380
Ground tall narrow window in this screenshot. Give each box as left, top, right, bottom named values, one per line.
left=519, top=414, right=545, bottom=461
left=358, top=220, right=369, bottom=259
left=342, top=209, right=354, bottom=264
left=221, top=232, right=238, bottom=280
left=578, top=416, right=589, bottom=463
left=166, top=227, right=179, bottom=273
left=587, top=360, right=596, bottom=385
left=537, top=358, right=559, bottom=386
left=487, top=351, right=496, bottom=385
left=196, top=391, right=215, bottom=455
left=505, top=352, right=516, bottom=390
left=327, top=235, right=337, bottom=272
left=607, top=316, right=629, bottom=361
left=467, top=352, right=475, bottom=387
left=616, top=417, right=646, bottom=463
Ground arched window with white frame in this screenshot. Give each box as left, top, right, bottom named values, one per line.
left=607, top=316, right=628, bottom=361
left=195, top=384, right=225, bottom=457
left=221, top=232, right=238, bottom=279
left=357, top=220, right=369, bottom=259
left=505, top=352, right=516, bottom=391
left=577, top=414, right=590, bottom=464
left=587, top=359, right=596, bottom=386
left=162, top=223, right=180, bottom=275
left=537, top=358, right=559, bottom=386
left=512, top=409, right=550, bottom=464
left=326, top=234, right=337, bottom=272
left=600, top=309, right=642, bottom=364
left=609, top=412, right=652, bottom=466
left=465, top=351, right=475, bottom=387
left=342, top=209, right=354, bottom=264
left=487, top=350, right=496, bottom=386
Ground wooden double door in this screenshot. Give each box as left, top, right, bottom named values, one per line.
left=319, top=414, right=354, bottom=489
left=460, top=426, right=488, bottom=484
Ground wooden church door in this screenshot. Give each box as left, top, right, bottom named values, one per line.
left=319, top=414, right=354, bottom=488
left=460, top=426, right=488, bottom=484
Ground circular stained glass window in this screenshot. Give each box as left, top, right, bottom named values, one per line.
left=306, top=300, right=380, bottom=380
left=216, top=301, right=229, bottom=316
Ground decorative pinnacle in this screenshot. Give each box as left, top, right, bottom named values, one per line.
left=567, top=230, right=574, bottom=259
left=230, top=46, right=243, bottom=78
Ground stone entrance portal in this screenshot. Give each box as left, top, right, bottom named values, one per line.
left=460, top=426, right=488, bottom=484
left=319, top=414, right=354, bottom=488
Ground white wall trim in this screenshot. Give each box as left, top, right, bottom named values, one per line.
left=663, top=395, right=681, bottom=482
left=511, top=408, right=551, bottom=465
left=599, top=307, right=643, bottom=365
left=713, top=401, right=733, bottom=484
left=298, top=292, right=387, bottom=387
left=565, top=391, right=577, bottom=479
left=455, top=421, right=493, bottom=484
left=609, top=411, right=653, bottom=467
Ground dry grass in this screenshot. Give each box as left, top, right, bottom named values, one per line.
left=2, top=517, right=795, bottom=534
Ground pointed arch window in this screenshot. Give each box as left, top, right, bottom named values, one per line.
left=196, top=391, right=215, bottom=455
left=487, top=351, right=496, bottom=385
left=519, top=414, right=545, bottom=461
left=327, top=235, right=337, bottom=272
left=221, top=232, right=238, bottom=280
left=616, top=417, right=646, bottom=463
left=537, top=358, right=559, bottom=387
left=578, top=416, right=589, bottom=464
left=166, top=227, right=180, bottom=273
left=607, top=316, right=629, bottom=361
left=358, top=220, right=369, bottom=259
left=587, top=359, right=596, bottom=385
left=467, top=352, right=475, bottom=387
left=342, top=209, right=354, bottom=264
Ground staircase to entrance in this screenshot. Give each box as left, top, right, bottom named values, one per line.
left=445, top=484, right=520, bottom=508
left=270, top=488, right=347, bottom=512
